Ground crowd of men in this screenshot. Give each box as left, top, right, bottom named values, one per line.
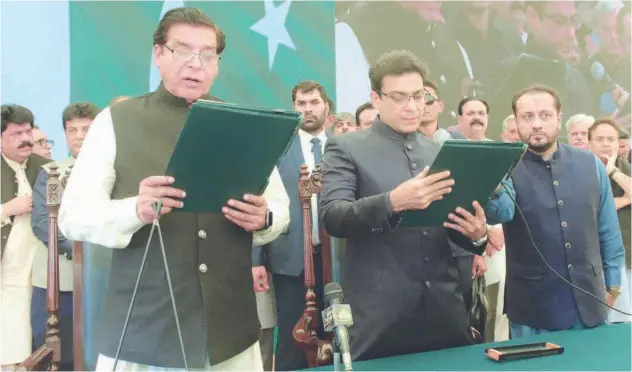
left=1, top=3, right=631, bottom=372
left=335, top=0, right=631, bottom=139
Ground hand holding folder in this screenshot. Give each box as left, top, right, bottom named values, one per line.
left=400, top=140, right=527, bottom=227
left=165, top=100, right=301, bottom=213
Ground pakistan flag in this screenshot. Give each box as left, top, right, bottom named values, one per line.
left=70, top=0, right=335, bottom=109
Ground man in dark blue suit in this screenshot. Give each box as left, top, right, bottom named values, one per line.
left=256, top=81, right=330, bottom=371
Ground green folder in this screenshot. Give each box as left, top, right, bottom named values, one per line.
left=400, top=140, right=527, bottom=227
left=165, top=100, right=301, bottom=213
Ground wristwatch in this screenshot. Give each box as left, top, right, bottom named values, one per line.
left=257, top=209, right=273, bottom=231
left=471, top=234, right=488, bottom=248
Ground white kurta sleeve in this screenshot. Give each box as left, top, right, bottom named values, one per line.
left=58, top=108, right=145, bottom=249
left=253, top=166, right=290, bottom=246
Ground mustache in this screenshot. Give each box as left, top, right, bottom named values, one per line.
left=18, top=141, right=33, bottom=149
left=470, top=119, right=484, bottom=126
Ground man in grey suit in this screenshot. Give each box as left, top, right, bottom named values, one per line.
left=262, top=81, right=330, bottom=371
left=320, top=50, right=514, bottom=361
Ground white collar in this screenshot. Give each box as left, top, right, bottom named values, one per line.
left=2, top=154, right=27, bottom=172
left=298, top=128, right=327, bottom=144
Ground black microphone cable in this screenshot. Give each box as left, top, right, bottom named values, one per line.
left=112, top=200, right=189, bottom=370
left=504, top=188, right=632, bottom=317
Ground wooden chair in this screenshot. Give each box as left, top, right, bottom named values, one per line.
left=292, top=164, right=334, bottom=368
left=16, top=164, right=86, bottom=371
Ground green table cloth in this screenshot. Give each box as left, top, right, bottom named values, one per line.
left=310, top=323, right=631, bottom=371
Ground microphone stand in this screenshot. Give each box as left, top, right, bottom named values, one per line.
left=112, top=201, right=188, bottom=371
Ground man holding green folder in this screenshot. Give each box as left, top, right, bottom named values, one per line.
left=59, top=7, right=290, bottom=371
left=320, top=50, right=515, bottom=361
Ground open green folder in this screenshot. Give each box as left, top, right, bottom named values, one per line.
left=400, top=140, right=527, bottom=227
left=165, top=100, right=301, bottom=213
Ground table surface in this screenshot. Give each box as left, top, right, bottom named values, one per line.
left=310, top=323, right=631, bottom=371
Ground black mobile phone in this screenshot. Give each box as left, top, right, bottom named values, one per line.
left=485, top=342, right=564, bottom=362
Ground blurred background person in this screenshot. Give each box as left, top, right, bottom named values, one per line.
left=31, top=125, right=52, bottom=160
left=565, top=114, right=595, bottom=149
left=332, top=112, right=358, bottom=135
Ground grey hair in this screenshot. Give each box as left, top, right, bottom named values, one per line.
left=565, top=113, right=595, bottom=134
left=501, top=114, right=516, bottom=132
left=334, top=112, right=355, bottom=125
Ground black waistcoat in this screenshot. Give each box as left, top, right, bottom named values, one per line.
left=96, top=85, right=259, bottom=368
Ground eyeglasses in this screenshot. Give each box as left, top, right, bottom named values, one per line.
left=164, top=45, right=221, bottom=65
left=35, top=139, right=54, bottom=148
left=424, top=91, right=439, bottom=106
left=379, top=91, right=426, bottom=106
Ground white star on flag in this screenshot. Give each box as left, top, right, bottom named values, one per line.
left=250, top=0, right=296, bottom=71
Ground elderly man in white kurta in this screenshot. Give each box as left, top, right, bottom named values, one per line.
left=1, top=104, right=49, bottom=368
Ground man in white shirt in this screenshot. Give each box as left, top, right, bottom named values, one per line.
left=0, top=104, right=49, bottom=369
left=58, top=7, right=290, bottom=371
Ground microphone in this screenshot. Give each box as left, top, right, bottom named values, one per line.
left=590, top=61, right=618, bottom=91
left=323, top=282, right=354, bottom=371
left=591, top=61, right=630, bottom=115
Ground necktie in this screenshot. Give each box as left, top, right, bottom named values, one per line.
left=311, top=137, right=323, bottom=165
left=310, top=138, right=323, bottom=246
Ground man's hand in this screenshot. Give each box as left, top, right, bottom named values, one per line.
left=472, top=255, right=487, bottom=279
left=485, top=226, right=505, bottom=257
left=444, top=201, right=487, bottom=241
left=3, top=195, right=33, bottom=217
left=389, top=167, right=454, bottom=213
left=600, top=152, right=619, bottom=176
left=223, top=194, right=268, bottom=231
left=136, top=176, right=185, bottom=224
left=606, top=292, right=616, bottom=307
left=252, top=266, right=270, bottom=292
left=612, top=85, right=630, bottom=109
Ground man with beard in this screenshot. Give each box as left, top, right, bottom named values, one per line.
left=1, top=104, right=49, bottom=369
left=486, top=85, right=625, bottom=337
left=261, top=81, right=330, bottom=371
